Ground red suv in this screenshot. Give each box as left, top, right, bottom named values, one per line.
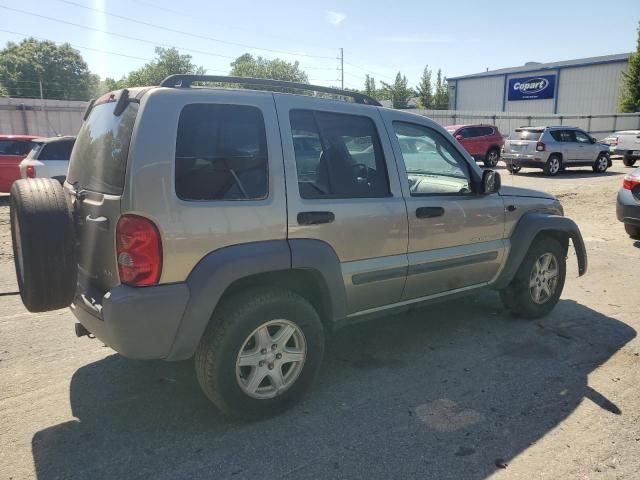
left=445, top=124, right=505, bottom=168
left=0, top=135, right=43, bottom=193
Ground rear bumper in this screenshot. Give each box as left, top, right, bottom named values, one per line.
left=70, top=283, right=190, bottom=359
left=617, top=188, right=640, bottom=225
left=502, top=154, right=545, bottom=168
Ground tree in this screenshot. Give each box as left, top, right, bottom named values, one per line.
left=0, top=38, right=99, bottom=100
left=364, top=74, right=376, bottom=97
left=381, top=72, right=414, bottom=108
left=620, top=21, right=640, bottom=112
left=432, top=69, right=450, bottom=109
left=114, top=47, right=206, bottom=88
left=416, top=65, right=433, bottom=109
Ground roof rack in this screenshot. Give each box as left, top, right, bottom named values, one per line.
left=159, top=75, right=382, bottom=106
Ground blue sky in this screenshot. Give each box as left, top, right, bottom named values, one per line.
left=0, top=0, right=638, bottom=89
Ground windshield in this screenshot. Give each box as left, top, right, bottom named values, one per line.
left=67, top=100, right=138, bottom=195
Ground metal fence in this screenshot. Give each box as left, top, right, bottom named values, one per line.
left=413, top=109, right=640, bottom=138
left=0, top=97, right=86, bottom=137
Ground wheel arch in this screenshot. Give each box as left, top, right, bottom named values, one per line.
left=166, top=239, right=346, bottom=360
left=494, top=212, right=587, bottom=290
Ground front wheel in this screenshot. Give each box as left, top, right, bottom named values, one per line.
left=484, top=148, right=500, bottom=168
left=623, top=156, right=637, bottom=167
left=500, top=236, right=567, bottom=319
left=195, top=287, right=324, bottom=419
left=592, top=153, right=609, bottom=173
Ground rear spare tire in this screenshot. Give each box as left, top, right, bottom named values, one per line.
left=10, top=179, right=77, bottom=312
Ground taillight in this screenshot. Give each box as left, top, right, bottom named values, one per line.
left=536, top=142, right=546, bottom=152
left=623, top=174, right=640, bottom=191
left=26, top=165, right=36, bottom=178
left=612, top=136, right=618, bottom=146
left=116, top=215, right=162, bottom=286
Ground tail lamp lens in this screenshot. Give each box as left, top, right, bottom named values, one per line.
left=116, top=215, right=162, bottom=286
left=26, top=165, right=36, bottom=178
left=623, top=174, right=640, bottom=191
left=536, top=142, right=546, bottom=152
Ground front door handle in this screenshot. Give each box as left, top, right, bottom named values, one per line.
left=297, top=211, right=335, bottom=225
left=416, top=206, right=444, bottom=219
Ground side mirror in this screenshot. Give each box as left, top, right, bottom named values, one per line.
left=482, top=170, right=501, bottom=194
left=455, top=135, right=464, bottom=142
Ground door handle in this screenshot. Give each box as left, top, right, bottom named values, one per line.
left=416, top=207, right=444, bottom=219
left=297, top=211, right=335, bottom=225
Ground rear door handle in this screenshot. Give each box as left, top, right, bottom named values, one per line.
left=297, top=211, right=335, bottom=225
left=416, top=207, right=444, bottom=219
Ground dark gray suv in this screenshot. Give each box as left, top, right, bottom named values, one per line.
left=10, top=76, right=587, bottom=419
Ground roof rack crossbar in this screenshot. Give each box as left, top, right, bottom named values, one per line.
left=159, top=75, right=381, bottom=106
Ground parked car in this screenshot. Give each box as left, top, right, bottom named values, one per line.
left=502, top=126, right=610, bottom=176
left=19, top=136, right=75, bottom=183
left=605, top=130, right=640, bottom=166
left=617, top=168, right=640, bottom=239
left=0, top=135, right=43, bottom=192
left=445, top=124, right=505, bottom=167
left=9, top=76, right=587, bottom=419
left=600, top=134, right=618, bottom=155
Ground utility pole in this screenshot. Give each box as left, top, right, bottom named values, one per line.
left=340, top=48, right=344, bottom=89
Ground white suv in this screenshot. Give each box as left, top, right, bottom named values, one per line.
left=19, top=136, right=75, bottom=183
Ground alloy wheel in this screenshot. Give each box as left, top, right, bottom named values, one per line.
left=529, top=253, right=559, bottom=304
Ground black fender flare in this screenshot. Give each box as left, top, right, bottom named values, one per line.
left=166, top=239, right=346, bottom=360
left=494, top=213, right=587, bottom=290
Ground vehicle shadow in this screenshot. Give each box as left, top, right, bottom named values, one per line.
left=501, top=168, right=623, bottom=180
left=31, top=294, right=635, bottom=480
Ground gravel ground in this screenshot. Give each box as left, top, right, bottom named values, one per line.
left=1, top=162, right=639, bottom=480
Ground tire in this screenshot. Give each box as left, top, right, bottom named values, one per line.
left=625, top=223, right=640, bottom=239
left=623, top=156, right=637, bottom=167
left=592, top=153, right=609, bottom=173
left=484, top=148, right=500, bottom=168
left=499, top=236, right=566, bottom=319
left=506, top=162, right=522, bottom=174
left=195, top=287, right=325, bottom=419
left=543, top=155, right=562, bottom=176
left=10, top=178, right=77, bottom=312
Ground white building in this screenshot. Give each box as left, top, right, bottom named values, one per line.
left=447, top=53, right=631, bottom=114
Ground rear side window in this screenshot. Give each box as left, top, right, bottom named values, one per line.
left=481, top=126, right=494, bottom=136
left=39, top=140, right=75, bottom=160
left=289, top=109, right=390, bottom=199
left=67, top=100, right=138, bottom=195
left=175, top=104, right=268, bottom=201
left=512, top=129, right=542, bottom=141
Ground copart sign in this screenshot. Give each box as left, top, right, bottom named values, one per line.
left=508, top=74, right=556, bottom=101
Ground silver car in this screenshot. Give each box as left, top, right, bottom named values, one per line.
left=502, top=126, right=610, bottom=176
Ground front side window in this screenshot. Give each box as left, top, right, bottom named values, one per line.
left=175, top=104, right=268, bottom=201
left=393, top=122, right=472, bottom=196
left=0, top=140, right=32, bottom=156
left=290, top=110, right=389, bottom=199
left=574, top=130, right=591, bottom=144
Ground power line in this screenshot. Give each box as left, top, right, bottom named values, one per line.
left=130, top=0, right=338, bottom=52
left=56, top=0, right=337, bottom=60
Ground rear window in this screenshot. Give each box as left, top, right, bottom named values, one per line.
left=175, top=104, right=268, bottom=201
left=38, top=139, right=75, bottom=160
left=511, top=129, right=542, bottom=141
left=67, top=100, right=138, bottom=195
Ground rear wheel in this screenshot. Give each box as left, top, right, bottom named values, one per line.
left=195, top=287, right=324, bottom=419
left=484, top=148, right=500, bottom=168
left=625, top=223, right=640, bottom=239
left=543, top=155, right=562, bottom=176
left=623, top=156, right=637, bottom=167
left=500, top=236, right=566, bottom=319
left=592, top=153, right=609, bottom=173
left=10, top=178, right=77, bottom=312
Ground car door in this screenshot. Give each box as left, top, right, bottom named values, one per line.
left=459, top=127, right=481, bottom=157
left=556, top=130, right=578, bottom=164
left=380, top=110, right=506, bottom=300
left=574, top=130, right=597, bottom=162
left=276, top=95, right=409, bottom=315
